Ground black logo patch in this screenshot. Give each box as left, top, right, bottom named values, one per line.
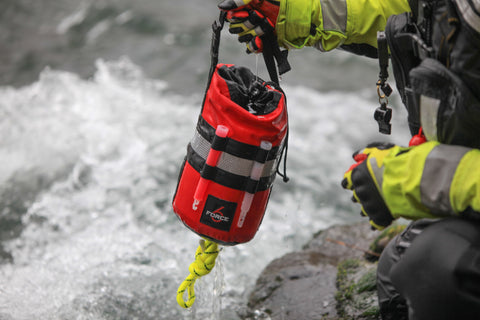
left=200, top=195, right=236, bottom=232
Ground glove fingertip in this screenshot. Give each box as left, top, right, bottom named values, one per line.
left=218, top=0, right=238, bottom=11
left=358, top=204, right=368, bottom=216
left=238, top=33, right=253, bottom=43
left=228, top=26, right=243, bottom=34
left=369, top=220, right=386, bottom=231
left=246, top=37, right=263, bottom=53
left=353, top=153, right=368, bottom=163
left=370, top=223, right=383, bottom=231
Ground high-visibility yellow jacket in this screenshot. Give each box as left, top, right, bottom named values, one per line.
left=274, top=0, right=480, bottom=220
left=376, top=142, right=480, bottom=221
left=276, top=0, right=410, bottom=51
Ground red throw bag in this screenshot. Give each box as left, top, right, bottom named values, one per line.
left=172, top=12, right=290, bottom=245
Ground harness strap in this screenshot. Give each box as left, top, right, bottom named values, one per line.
left=437, top=0, right=460, bottom=67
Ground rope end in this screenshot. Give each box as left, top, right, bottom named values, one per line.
left=176, top=240, right=220, bottom=309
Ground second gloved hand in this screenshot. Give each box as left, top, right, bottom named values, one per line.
left=340, top=141, right=473, bottom=230
left=342, top=143, right=399, bottom=229
left=218, top=0, right=280, bottom=53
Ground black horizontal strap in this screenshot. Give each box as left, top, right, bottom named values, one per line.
left=196, top=116, right=280, bottom=161
left=187, top=144, right=275, bottom=192
left=211, top=135, right=228, bottom=151
left=201, top=164, right=217, bottom=180
left=244, top=179, right=260, bottom=194
left=255, top=148, right=270, bottom=163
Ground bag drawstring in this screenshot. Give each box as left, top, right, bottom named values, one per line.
left=276, top=129, right=289, bottom=182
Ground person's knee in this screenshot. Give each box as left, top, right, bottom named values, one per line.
left=377, top=221, right=433, bottom=306
left=377, top=235, right=402, bottom=305
left=390, top=218, right=480, bottom=319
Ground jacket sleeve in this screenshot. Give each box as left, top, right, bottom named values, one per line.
left=382, top=141, right=480, bottom=221
left=276, top=0, right=410, bottom=51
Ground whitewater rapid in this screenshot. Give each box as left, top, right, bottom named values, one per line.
left=0, top=57, right=410, bottom=319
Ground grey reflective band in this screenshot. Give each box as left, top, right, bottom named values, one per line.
left=420, top=95, right=440, bottom=141
left=368, top=157, right=385, bottom=191
left=320, top=0, right=347, bottom=32
left=190, top=130, right=277, bottom=178
left=244, top=20, right=255, bottom=30
left=454, top=0, right=480, bottom=33
left=254, top=26, right=265, bottom=36
left=421, top=144, right=470, bottom=216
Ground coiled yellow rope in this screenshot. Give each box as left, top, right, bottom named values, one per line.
left=176, top=239, right=220, bottom=308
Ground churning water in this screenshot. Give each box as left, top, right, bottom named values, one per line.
left=0, top=1, right=411, bottom=319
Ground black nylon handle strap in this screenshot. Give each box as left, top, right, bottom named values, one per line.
left=262, top=32, right=291, bottom=85
left=201, top=11, right=227, bottom=112
left=206, top=11, right=227, bottom=92
left=205, top=11, right=288, bottom=86
left=261, top=33, right=279, bottom=84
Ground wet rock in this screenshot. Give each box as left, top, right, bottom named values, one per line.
left=365, top=224, right=406, bottom=262
left=335, top=258, right=379, bottom=319
left=246, top=250, right=339, bottom=319
left=244, top=222, right=403, bottom=320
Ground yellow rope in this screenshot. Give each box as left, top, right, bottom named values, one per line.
left=176, top=239, right=220, bottom=308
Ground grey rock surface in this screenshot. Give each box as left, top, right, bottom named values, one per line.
left=244, top=222, right=381, bottom=320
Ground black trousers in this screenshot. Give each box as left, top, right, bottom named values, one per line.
left=377, top=218, right=480, bottom=320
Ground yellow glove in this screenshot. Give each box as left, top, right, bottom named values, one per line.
left=342, top=142, right=400, bottom=229
left=343, top=141, right=480, bottom=229
left=219, top=0, right=280, bottom=53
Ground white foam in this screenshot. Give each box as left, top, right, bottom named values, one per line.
left=0, top=58, right=410, bottom=319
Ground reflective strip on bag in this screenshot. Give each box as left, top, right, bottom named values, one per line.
left=187, top=129, right=281, bottom=192
left=190, top=130, right=277, bottom=178
left=196, top=116, right=281, bottom=161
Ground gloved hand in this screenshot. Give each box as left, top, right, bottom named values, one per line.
left=342, top=142, right=400, bottom=230
left=343, top=141, right=480, bottom=230
left=218, top=0, right=280, bottom=53
left=219, top=0, right=411, bottom=55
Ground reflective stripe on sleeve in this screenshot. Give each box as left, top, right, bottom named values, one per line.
left=420, top=144, right=470, bottom=216
left=320, top=0, right=347, bottom=32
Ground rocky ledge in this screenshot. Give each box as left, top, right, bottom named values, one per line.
left=242, top=222, right=405, bottom=320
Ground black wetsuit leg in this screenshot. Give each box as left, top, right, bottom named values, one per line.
left=377, top=219, right=437, bottom=320
left=390, top=218, right=480, bottom=320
